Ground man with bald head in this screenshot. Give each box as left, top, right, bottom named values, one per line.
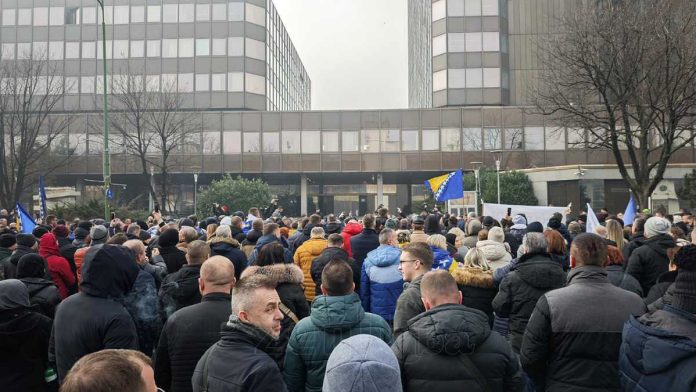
left=154, top=256, right=236, bottom=392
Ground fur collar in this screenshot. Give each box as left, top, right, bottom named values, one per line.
left=241, top=263, right=304, bottom=286
left=451, top=266, right=494, bottom=288
left=209, top=236, right=241, bottom=248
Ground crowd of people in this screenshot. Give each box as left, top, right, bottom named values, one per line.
left=0, top=203, right=694, bottom=392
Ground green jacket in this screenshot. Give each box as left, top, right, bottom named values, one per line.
left=283, top=292, right=393, bottom=392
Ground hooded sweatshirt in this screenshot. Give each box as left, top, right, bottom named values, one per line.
left=341, top=222, right=364, bottom=258
left=39, top=233, right=75, bottom=299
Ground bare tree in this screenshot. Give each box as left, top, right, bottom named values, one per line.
left=532, top=0, right=696, bottom=209
left=0, top=53, right=75, bottom=209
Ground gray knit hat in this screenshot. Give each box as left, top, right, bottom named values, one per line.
left=644, top=217, right=670, bottom=238
left=90, top=225, right=109, bottom=244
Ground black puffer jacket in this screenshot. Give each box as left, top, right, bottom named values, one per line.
left=622, top=232, right=645, bottom=266
left=155, top=292, right=232, bottom=392
left=491, top=252, right=566, bottom=351
left=392, top=304, right=524, bottom=392
left=349, top=228, right=380, bottom=265
left=7, top=245, right=37, bottom=279
left=159, top=264, right=202, bottom=319
left=606, top=264, right=643, bottom=297
left=20, top=277, right=62, bottom=318
left=520, top=266, right=645, bottom=392
left=310, top=246, right=359, bottom=297
left=209, top=237, right=247, bottom=280
left=645, top=270, right=677, bottom=312
left=452, top=266, right=497, bottom=327
left=627, top=234, right=676, bottom=295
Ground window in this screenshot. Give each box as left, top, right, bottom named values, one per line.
left=2, top=9, right=15, bottom=26
left=544, top=127, right=564, bottom=150
left=196, top=4, right=210, bottom=21
left=112, top=6, right=128, bottom=24
left=227, top=72, right=244, bottom=91
left=245, top=38, right=265, bottom=61
left=34, top=7, right=48, bottom=26
left=243, top=132, right=260, bottom=153
left=524, top=127, right=544, bottom=150
left=482, top=32, right=499, bottom=52
left=49, top=7, right=64, bottom=25
left=223, top=131, right=241, bottom=154
left=146, top=75, right=160, bottom=92
left=203, top=132, right=221, bottom=154
left=195, top=74, right=209, bottom=91
left=178, top=73, right=193, bottom=93
left=65, top=7, right=79, bottom=24
left=162, top=4, right=178, bottom=23
left=246, top=3, right=265, bottom=26
left=212, top=38, right=226, bottom=56
left=96, top=40, right=113, bottom=59
left=360, top=130, right=380, bottom=152
left=433, top=34, right=446, bottom=57
left=69, top=133, right=86, bottom=156
left=18, top=9, right=31, bottom=25
left=342, top=131, right=359, bottom=152
left=196, top=39, right=209, bottom=56
left=448, top=33, right=465, bottom=52
left=484, top=128, right=502, bottom=149
left=82, top=42, right=96, bottom=59
left=48, top=41, right=64, bottom=60
left=228, top=2, right=244, bottom=21
left=448, top=69, right=466, bottom=89
left=82, top=7, right=96, bottom=24
left=64, top=42, right=79, bottom=59
left=228, top=37, right=243, bottom=56
left=113, top=40, right=128, bottom=59
left=179, top=38, right=194, bottom=57
left=81, top=76, right=95, bottom=93
left=422, top=129, right=440, bottom=151
left=147, top=6, right=161, bottom=23
left=212, top=4, right=226, bottom=20
left=482, top=0, right=499, bottom=16
left=263, top=132, right=280, bottom=153
left=32, top=42, right=48, bottom=60
left=567, top=128, right=586, bottom=149
left=466, top=68, right=483, bottom=88
left=147, top=40, right=160, bottom=57
left=131, top=6, right=144, bottom=23
left=462, top=128, right=482, bottom=150
left=483, top=68, right=500, bottom=88
left=161, top=74, right=177, bottom=91
left=88, top=134, right=103, bottom=155
left=65, top=77, right=79, bottom=94
left=1, top=44, right=15, bottom=60
left=130, top=41, right=144, bottom=58
left=211, top=74, right=226, bottom=91
left=504, top=128, right=523, bottom=149
left=381, top=129, right=401, bottom=152
left=322, top=131, right=339, bottom=152
left=302, top=131, right=321, bottom=153
left=448, top=0, right=465, bottom=16
left=466, top=32, right=482, bottom=52
left=281, top=131, right=300, bottom=154
left=245, top=73, right=265, bottom=95
left=432, top=0, right=446, bottom=21
left=17, top=43, right=31, bottom=59
left=179, top=4, right=194, bottom=23
left=402, top=130, right=419, bottom=151
left=465, top=0, right=482, bottom=15
left=162, top=39, right=178, bottom=58
left=433, top=70, right=447, bottom=91
left=180, top=132, right=201, bottom=154
left=441, top=128, right=461, bottom=151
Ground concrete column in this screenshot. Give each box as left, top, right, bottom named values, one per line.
left=376, top=173, right=384, bottom=207
left=300, top=175, right=308, bottom=216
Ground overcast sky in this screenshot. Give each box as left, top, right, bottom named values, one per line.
left=272, top=0, right=408, bottom=110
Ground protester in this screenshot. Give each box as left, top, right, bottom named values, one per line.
left=462, top=219, right=483, bottom=249
left=623, top=217, right=646, bottom=264
left=293, top=226, right=328, bottom=302
left=340, top=218, right=363, bottom=257
left=427, top=234, right=455, bottom=271
left=507, top=214, right=528, bottom=255
left=451, top=247, right=497, bottom=326
left=192, top=275, right=286, bottom=392
left=241, top=219, right=263, bottom=257
left=60, top=349, right=157, bottom=392
left=3, top=233, right=36, bottom=280
left=290, top=214, right=322, bottom=254
left=159, top=240, right=210, bottom=318
left=248, top=223, right=293, bottom=265
left=0, top=233, right=16, bottom=279
left=16, top=254, right=61, bottom=318
left=476, top=226, right=512, bottom=271
left=228, top=216, right=247, bottom=243
left=74, top=224, right=109, bottom=281
left=409, top=216, right=429, bottom=243
left=606, top=219, right=626, bottom=252
left=605, top=245, right=643, bottom=297
left=521, top=233, right=645, bottom=391
left=39, top=233, right=75, bottom=299
left=208, top=225, right=247, bottom=280
left=360, top=228, right=403, bottom=324
left=350, top=214, right=380, bottom=266
left=544, top=229, right=570, bottom=271
left=393, top=242, right=433, bottom=337
left=283, top=260, right=393, bottom=392
left=155, top=256, right=236, bottom=392
left=157, top=228, right=188, bottom=274
left=311, top=233, right=359, bottom=297
left=627, top=217, right=677, bottom=294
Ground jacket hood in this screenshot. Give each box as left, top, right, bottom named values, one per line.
left=466, top=220, right=482, bottom=236
left=366, top=245, right=401, bottom=267
left=38, top=233, right=61, bottom=258
left=255, top=234, right=281, bottom=250
left=209, top=236, right=241, bottom=249
left=310, top=292, right=365, bottom=332
left=80, top=244, right=140, bottom=298
left=241, top=263, right=304, bottom=286
left=515, top=252, right=566, bottom=289
left=0, top=279, right=31, bottom=310
left=452, top=267, right=494, bottom=288
left=325, top=222, right=343, bottom=235
left=16, top=253, right=47, bottom=278
left=476, top=240, right=512, bottom=262
left=567, top=265, right=609, bottom=285
left=19, top=277, right=56, bottom=297
left=9, top=245, right=35, bottom=266
left=408, top=304, right=490, bottom=355
left=644, top=234, right=677, bottom=256
left=342, top=222, right=363, bottom=236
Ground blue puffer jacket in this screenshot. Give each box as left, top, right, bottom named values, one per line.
left=619, top=305, right=696, bottom=392
left=247, top=234, right=293, bottom=265
left=431, top=246, right=454, bottom=270
left=360, top=245, right=403, bottom=321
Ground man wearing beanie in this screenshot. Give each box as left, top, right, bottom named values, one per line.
left=323, top=335, right=402, bottom=392
left=619, top=245, right=696, bottom=392
left=0, top=233, right=17, bottom=279
left=74, top=225, right=110, bottom=282
left=627, top=217, right=677, bottom=294
left=4, top=234, right=38, bottom=280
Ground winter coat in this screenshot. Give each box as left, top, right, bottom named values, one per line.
left=645, top=270, right=677, bottom=311
left=491, top=252, right=567, bottom=351
left=122, top=268, right=161, bottom=356
left=360, top=245, right=403, bottom=321
left=409, top=230, right=429, bottom=244
left=462, top=220, right=482, bottom=249
left=606, top=264, right=643, bottom=297
left=155, top=292, right=232, bottom=392
left=341, top=222, right=363, bottom=258
left=159, top=264, right=202, bottom=319
left=283, top=293, right=393, bottom=392
left=293, top=238, right=327, bottom=301
left=248, top=234, right=293, bottom=265
left=289, top=224, right=314, bottom=255
left=341, top=222, right=363, bottom=257
left=476, top=239, right=512, bottom=270
left=325, top=222, right=342, bottom=235
left=452, top=266, right=497, bottom=327
left=350, top=228, right=380, bottom=266
left=158, top=245, right=188, bottom=274
left=6, top=245, right=36, bottom=279
left=241, top=230, right=261, bottom=258
left=144, top=255, right=169, bottom=289
left=619, top=305, right=696, bottom=392
left=392, top=304, right=524, bottom=392
left=50, top=245, right=140, bottom=381
left=394, top=274, right=425, bottom=338
left=431, top=246, right=455, bottom=271
left=627, top=234, right=676, bottom=295
left=550, top=252, right=570, bottom=272
left=39, top=233, right=75, bottom=299
left=622, top=232, right=645, bottom=266
left=520, top=265, right=645, bottom=392
left=310, top=247, right=360, bottom=297
left=229, top=226, right=246, bottom=243
left=57, top=236, right=78, bottom=276
left=192, top=318, right=288, bottom=392
left=209, top=237, right=247, bottom=280
left=506, top=226, right=527, bottom=259
left=19, top=277, right=61, bottom=318
left=0, top=247, right=12, bottom=279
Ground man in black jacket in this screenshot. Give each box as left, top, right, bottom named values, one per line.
left=622, top=217, right=646, bottom=265
left=4, top=233, right=37, bottom=280
left=350, top=214, right=380, bottom=265
left=192, top=274, right=286, bottom=392
left=627, top=217, right=677, bottom=294
left=155, top=256, right=236, bottom=392
left=159, top=240, right=210, bottom=319
left=393, top=270, right=523, bottom=392
left=521, top=233, right=645, bottom=392
left=310, top=234, right=359, bottom=297
left=49, top=244, right=140, bottom=382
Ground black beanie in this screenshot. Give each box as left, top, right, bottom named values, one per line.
left=16, top=254, right=47, bottom=279
left=15, top=233, right=36, bottom=248
left=32, top=225, right=51, bottom=239
left=673, top=245, right=696, bottom=314
left=0, top=233, right=16, bottom=248
left=527, top=222, right=544, bottom=233
left=158, top=228, right=179, bottom=247
left=548, top=217, right=562, bottom=230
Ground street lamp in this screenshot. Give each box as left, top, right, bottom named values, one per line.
left=491, top=150, right=503, bottom=204
left=96, top=0, right=111, bottom=221
left=470, top=161, right=483, bottom=216
left=148, top=166, right=155, bottom=212
left=193, top=172, right=199, bottom=217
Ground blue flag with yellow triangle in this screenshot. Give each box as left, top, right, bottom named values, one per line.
left=15, top=203, right=36, bottom=234
left=424, top=170, right=463, bottom=202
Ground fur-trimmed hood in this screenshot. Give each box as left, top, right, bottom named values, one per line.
left=208, top=236, right=241, bottom=248
left=452, top=266, right=494, bottom=288
left=240, top=263, right=304, bottom=286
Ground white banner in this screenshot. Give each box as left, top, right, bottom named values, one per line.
left=483, top=203, right=568, bottom=225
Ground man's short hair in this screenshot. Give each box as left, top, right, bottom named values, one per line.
left=180, top=226, right=198, bottom=243
left=200, top=256, right=236, bottom=287
left=309, top=214, right=322, bottom=225
left=571, top=233, right=608, bottom=267
left=232, top=275, right=276, bottom=315
left=633, top=217, right=646, bottom=232
left=523, top=232, right=548, bottom=254
left=230, top=216, right=243, bottom=228
left=421, top=270, right=459, bottom=306
left=310, top=226, right=325, bottom=238
left=321, top=260, right=354, bottom=296
left=60, top=349, right=151, bottom=392
left=378, top=228, right=395, bottom=245
left=122, top=240, right=145, bottom=256
left=186, top=240, right=210, bottom=265
left=263, top=223, right=279, bottom=236
left=126, top=224, right=140, bottom=236
left=401, top=242, right=433, bottom=269
left=363, top=214, right=375, bottom=229
left=252, top=218, right=264, bottom=232
left=327, top=233, right=343, bottom=247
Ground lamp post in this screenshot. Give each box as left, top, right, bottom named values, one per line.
left=471, top=161, right=483, bottom=216
left=148, top=166, right=154, bottom=212
left=193, top=172, right=199, bottom=217
left=491, top=150, right=503, bottom=204
left=96, top=0, right=111, bottom=221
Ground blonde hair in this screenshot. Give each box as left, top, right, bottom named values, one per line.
left=463, top=247, right=491, bottom=271
left=606, top=220, right=626, bottom=251
left=427, top=234, right=448, bottom=250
